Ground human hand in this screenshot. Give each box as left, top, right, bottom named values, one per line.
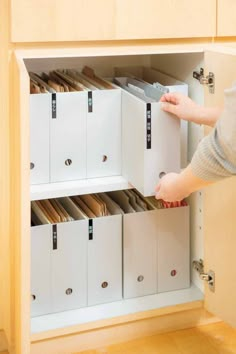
left=155, top=172, right=191, bottom=202
left=160, top=92, right=203, bottom=124
left=160, top=92, right=221, bottom=127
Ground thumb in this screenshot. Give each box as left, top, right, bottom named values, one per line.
left=161, top=102, right=178, bottom=116
left=155, top=183, right=162, bottom=199
left=155, top=182, right=161, bottom=193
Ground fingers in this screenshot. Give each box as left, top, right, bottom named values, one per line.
left=155, top=184, right=161, bottom=199
left=160, top=92, right=181, bottom=104
left=155, top=183, right=161, bottom=193
left=161, top=102, right=179, bottom=116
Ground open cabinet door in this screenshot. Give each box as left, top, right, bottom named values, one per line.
left=204, top=49, right=236, bottom=327
left=11, top=53, right=31, bottom=354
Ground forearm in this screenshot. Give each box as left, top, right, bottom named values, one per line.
left=178, top=165, right=214, bottom=195
left=155, top=166, right=213, bottom=202
left=197, top=106, right=223, bottom=127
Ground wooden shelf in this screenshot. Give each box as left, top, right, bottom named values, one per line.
left=31, top=284, right=203, bottom=340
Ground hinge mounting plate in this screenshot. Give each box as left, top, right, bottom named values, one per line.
left=193, top=68, right=215, bottom=94
left=193, top=259, right=215, bottom=292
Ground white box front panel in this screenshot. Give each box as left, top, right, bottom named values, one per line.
left=123, top=210, right=158, bottom=298
left=50, top=92, right=87, bottom=182
left=157, top=206, right=190, bottom=293
left=31, top=225, right=52, bottom=317
left=87, top=89, right=121, bottom=178
left=51, top=220, right=88, bottom=312
left=122, top=90, right=180, bottom=196
left=30, top=94, right=50, bottom=185
left=144, top=103, right=180, bottom=196
left=88, top=215, right=122, bottom=306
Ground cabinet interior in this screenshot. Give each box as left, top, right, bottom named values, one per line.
left=24, top=51, right=205, bottom=335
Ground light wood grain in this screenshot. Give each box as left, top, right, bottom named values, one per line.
left=217, top=0, right=236, bottom=37
left=203, top=51, right=236, bottom=328
left=0, top=330, right=8, bottom=352
left=77, top=322, right=236, bottom=354
left=10, top=0, right=216, bottom=42
left=0, top=0, right=11, bottom=344
left=10, top=53, right=31, bottom=354
left=115, top=0, right=216, bottom=40
left=31, top=301, right=204, bottom=341
left=30, top=308, right=219, bottom=354
left=11, top=0, right=116, bottom=42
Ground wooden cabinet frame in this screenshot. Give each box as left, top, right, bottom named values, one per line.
left=4, top=42, right=236, bottom=354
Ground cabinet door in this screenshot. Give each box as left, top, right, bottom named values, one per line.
left=115, top=0, right=216, bottom=40
left=217, top=0, right=236, bottom=36
left=10, top=0, right=115, bottom=42
left=204, top=49, right=236, bottom=327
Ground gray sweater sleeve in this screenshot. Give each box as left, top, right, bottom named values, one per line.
left=190, top=85, right=236, bottom=181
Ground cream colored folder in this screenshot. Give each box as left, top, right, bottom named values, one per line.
left=59, top=197, right=88, bottom=220
left=107, top=191, right=135, bottom=214
left=72, top=196, right=96, bottom=219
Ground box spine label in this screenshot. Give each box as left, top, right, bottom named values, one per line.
left=89, top=219, right=93, bottom=240
left=52, top=224, right=57, bottom=250
left=146, top=103, right=151, bottom=149
left=88, top=91, right=93, bottom=113
left=52, top=93, right=57, bottom=118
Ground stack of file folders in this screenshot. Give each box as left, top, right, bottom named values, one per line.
left=30, top=65, right=185, bottom=197
left=31, top=190, right=189, bottom=317
left=30, top=66, right=122, bottom=185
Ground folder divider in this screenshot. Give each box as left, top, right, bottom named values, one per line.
left=72, top=196, right=96, bottom=219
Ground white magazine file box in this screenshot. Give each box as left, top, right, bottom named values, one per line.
left=30, top=94, right=50, bottom=185
left=87, top=215, right=122, bottom=306
left=87, top=89, right=122, bottom=178
left=121, top=89, right=181, bottom=196
left=50, top=92, right=87, bottom=182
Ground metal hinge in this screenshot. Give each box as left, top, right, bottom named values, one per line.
left=193, top=259, right=215, bottom=292
left=193, top=68, right=215, bottom=94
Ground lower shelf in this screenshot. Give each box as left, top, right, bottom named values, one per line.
left=30, top=176, right=131, bottom=201
left=31, top=284, right=203, bottom=340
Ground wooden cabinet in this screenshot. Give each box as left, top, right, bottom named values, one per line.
left=1, top=2, right=236, bottom=353
left=8, top=43, right=236, bottom=354
left=217, top=0, right=236, bottom=37
left=10, top=0, right=116, bottom=42
left=115, top=0, right=216, bottom=40
left=10, top=0, right=216, bottom=42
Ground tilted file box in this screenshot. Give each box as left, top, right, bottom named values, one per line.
left=30, top=94, right=50, bottom=184
left=87, top=215, right=122, bottom=306
left=50, top=92, right=87, bottom=182
left=123, top=210, right=158, bottom=299
left=51, top=220, right=88, bottom=313
left=86, top=89, right=122, bottom=178
left=31, top=225, right=52, bottom=317
left=115, top=66, right=188, bottom=95
left=157, top=206, right=190, bottom=293
left=115, top=66, right=188, bottom=168
left=121, top=88, right=180, bottom=196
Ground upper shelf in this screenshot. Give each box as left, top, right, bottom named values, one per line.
left=30, top=176, right=130, bottom=201
left=11, top=0, right=216, bottom=43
